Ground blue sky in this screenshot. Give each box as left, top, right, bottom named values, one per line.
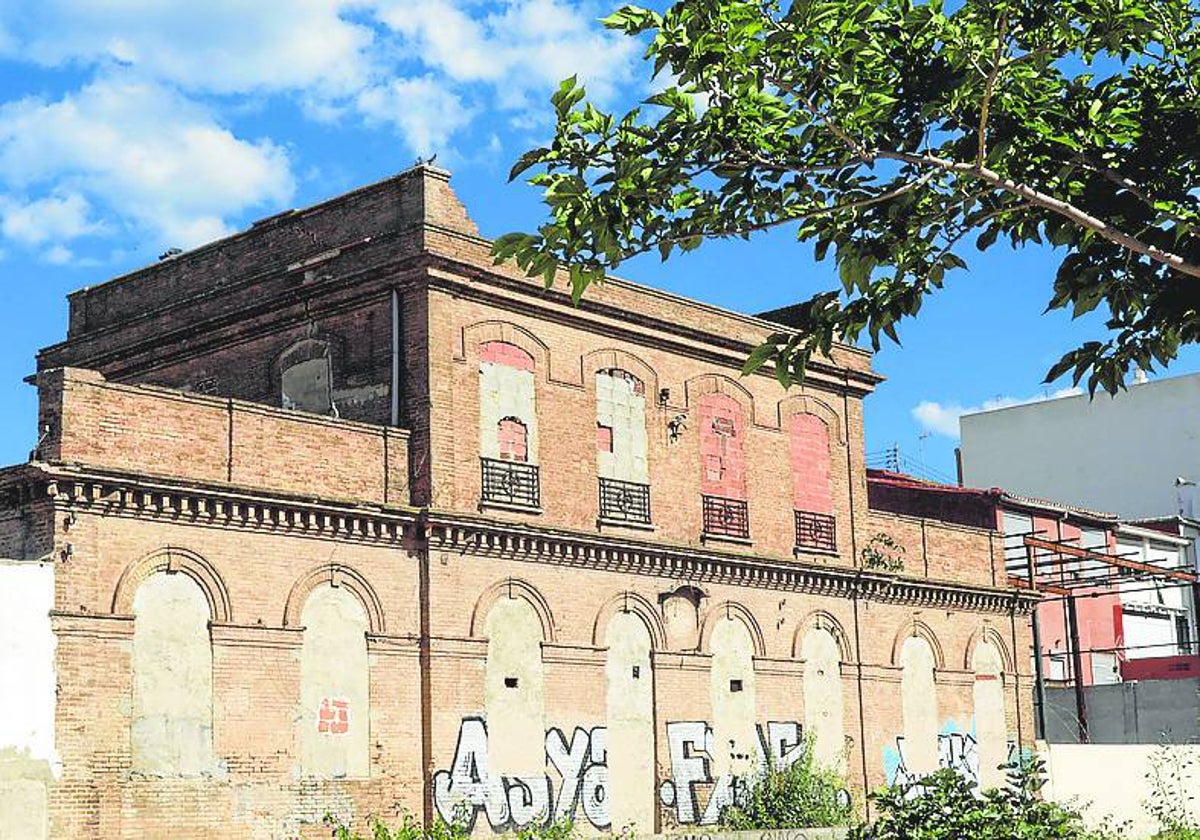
left=0, top=0, right=1196, bottom=479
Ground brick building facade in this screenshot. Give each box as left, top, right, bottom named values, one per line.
left=0, top=166, right=1036, bottom=839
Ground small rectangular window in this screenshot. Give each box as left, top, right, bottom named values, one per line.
left=631, top=665, right=640, bottom=679
left=597, top=424, right=614, bottom=453
left=504, top=677, right=519, bottom=689
left=729, top=679, right=743, bottom=693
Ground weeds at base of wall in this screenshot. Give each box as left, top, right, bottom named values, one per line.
left=718, top=740, right=852, bottom=830
left=322, top=810, right=583, bottom=840
left=849, top=756, right=1106, bottom=840
left=1144, top=745, right=1200, bottom=840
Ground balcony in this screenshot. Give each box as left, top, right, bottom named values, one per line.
left=702, top=495, right=750, bottom=541
left=795, top=509, right=837, bottom=553
left=598, top=478, right=652, bottom=526
left=480, top=458, right=540, bottom=510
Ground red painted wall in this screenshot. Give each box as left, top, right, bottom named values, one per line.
left=790, top=414, right=833, bottom=514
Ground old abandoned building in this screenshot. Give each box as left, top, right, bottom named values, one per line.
left=0, top=165, right=1035, bottom=839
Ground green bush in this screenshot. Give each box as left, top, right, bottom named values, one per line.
left=323, top=808, right=469, bottom=840
left=850, top=756, right=1092, bottom=840
left=719, top=740, right=853, bottom=830
left=322, top=811, right=579, bottom=840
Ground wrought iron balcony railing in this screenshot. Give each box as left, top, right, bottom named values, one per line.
left=795, top=509, right=837, bottom=553
left=480, top=457, right=540, bottom=509
left=702, top=495, right=750, bottom=540
left=598, top=478, right=651, bottom=525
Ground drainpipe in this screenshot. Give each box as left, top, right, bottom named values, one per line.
left=391, top=287, right=402, bottom=427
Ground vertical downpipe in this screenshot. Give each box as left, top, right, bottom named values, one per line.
left=391, top=288, right=402, bottom=427
left=843, top=383, right=872, bottom=813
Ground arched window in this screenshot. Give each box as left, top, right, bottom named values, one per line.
left=606, top=612, right=654, bottom=831
left=972, top=640, right=1007, bottom=788
left=699, top=393, right=746, bottom=499
left=802, top=627, right=845, bottom=771
left=131, top=572, right=214, bottom=776
left=596, top=369, right=648, bottom=483
left=497, top=417, right=529, bottom=462
left=300, top=585, right=370, bottom=779
left=479, top=342, right=537, bottom=464
left=485, top=597, right=545, bottom=776
left=710, top=616, right=756, bottom=780
left=791, top=414, right=833, bottom=514
left=280, top=339, right=333, bottom=415
left=899, top=635, right=939, bottom=778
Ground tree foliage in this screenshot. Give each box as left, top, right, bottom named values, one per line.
left=494, top=0, right=1200, bottom=393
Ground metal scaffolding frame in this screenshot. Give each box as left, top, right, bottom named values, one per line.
left=1005, top=531, right=1200, bottom=743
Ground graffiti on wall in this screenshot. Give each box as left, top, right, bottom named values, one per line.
left=885, top=730, right=980, bottom=788
left=657, top=720, right=805, bottom=826
left=432, top=717, right=809, bottom=831
left=433, top=717, right=608, bottom=831
left=884, top=726, right=1020, bottom=790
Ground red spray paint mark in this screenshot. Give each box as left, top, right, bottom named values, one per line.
left=318, top=698, right=350, bottom=735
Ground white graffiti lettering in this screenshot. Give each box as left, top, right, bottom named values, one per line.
left=657, top=720, right=806, bottom=827
left=888, top=731, right=980, bottom=788
left=434, top=718, right=809, bottom=832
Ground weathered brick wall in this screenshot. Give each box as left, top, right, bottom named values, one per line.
left=863, top=511, right=1005, bottom=588
left=423, top=288, right=868, bottom=569
left=3, top=167, right=1038, bottom=839
left=44, top=507, right=423, bottom=840
left=37, top=367, right=410, bottom=506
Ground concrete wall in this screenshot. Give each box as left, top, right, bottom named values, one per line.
left=0, top=559, right=58, bottom=840
left=1044, top=680, right=1200, bottom=744
left=960, top=374, right=1200, bottom=520
left=1042, top=743, right=1200, bottom=836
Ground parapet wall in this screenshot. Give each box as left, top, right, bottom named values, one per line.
left=36, top=367, right=410, bottom=506
left=864, top=510, right=1003, bottom=588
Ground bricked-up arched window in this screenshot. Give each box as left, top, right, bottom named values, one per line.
left=596, top=368, right=648, bottom=484
left=972, top=640, right=1007, bottom=789
left=300, top=585, right=369, bottom=779
left=280, top=339, right=333, bottom=415
left=699, top=393, right=746, bottom=499
left=131, top=572, right=215, bottom=776
left=479, top=342, right=537, bottom=463
left=899, top=635, right=939, bottom=780
left=497, top=417, right=529, bottom=462
left=790, top=414, right=833, bottom=514
left=484, top=597, right=545, bottom=776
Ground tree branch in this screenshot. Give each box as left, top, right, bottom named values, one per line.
left=875, top=150, right=1200, bottom=280
left=976, top=12, right=1008, bottom=168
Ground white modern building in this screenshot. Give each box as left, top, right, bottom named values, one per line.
left=959, top=371, right=1200, bottom=520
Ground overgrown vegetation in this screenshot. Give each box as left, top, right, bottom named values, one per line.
left=1145, top=745, right=1200, bottom=840
left=851, top=756, right=1096, bottom=840
left=861, top=532, right=906, bottom=572
left=323, top=808, right=471, bottom=840
left=719, top=740, right=853, bottom=829
left=322, top=811, right=584, bottom=840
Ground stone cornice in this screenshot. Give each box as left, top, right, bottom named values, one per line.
left=0, top=463, right=1037, bottom=616
left=424, top=512, right=1039, bottom=617
left=4, top=463, right=411, bottom=546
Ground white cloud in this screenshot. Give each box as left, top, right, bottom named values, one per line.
left=0, top=0, right=647, bottom=255
left=0, top=192, right=102, bottom=246
left=356, top=75, right=475, bottom=157
left=0, top=0, right=374, bottom=96
left=913, top=387, right=1083, bottom=439
left=375, top=0, right=641, bottom=108
left=42, top=244, right=74, bottom=265
left=0, top=77, right=295, bottom=249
